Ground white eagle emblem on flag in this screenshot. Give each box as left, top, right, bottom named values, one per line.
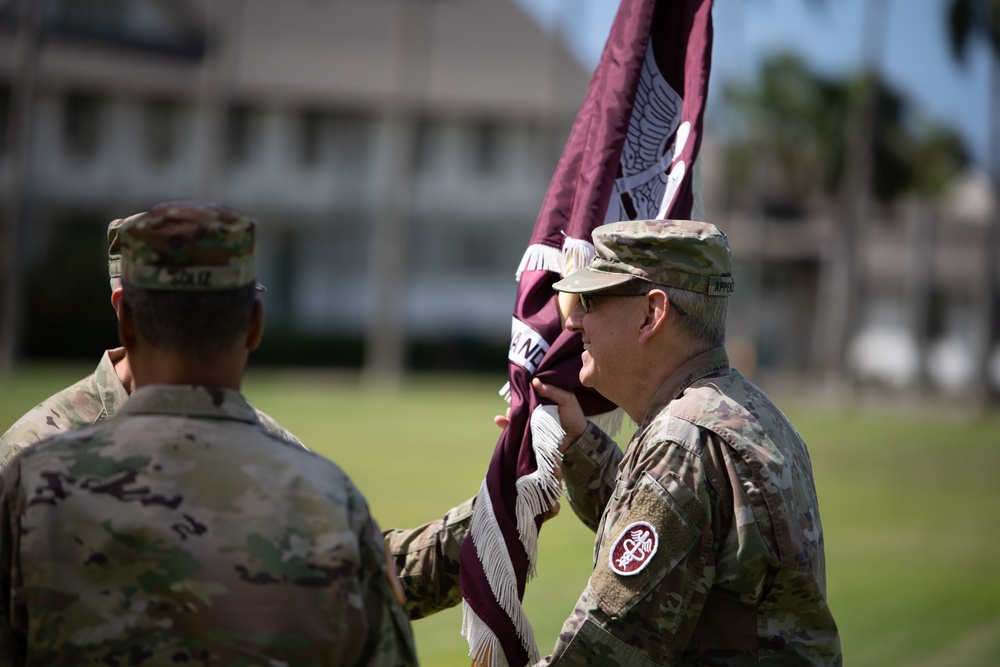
left=604, top=43, right=688, bottom=225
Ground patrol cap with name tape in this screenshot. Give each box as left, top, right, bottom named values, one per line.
left=119, top=200, right=266, bottom=292
left=552, top=219, right=735, bottom=297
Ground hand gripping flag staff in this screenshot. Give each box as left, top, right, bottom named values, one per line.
left=459, top=1, right=714, bottom=665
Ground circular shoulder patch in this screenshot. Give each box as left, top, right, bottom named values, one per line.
left=608, top=520, right=658, bottom=576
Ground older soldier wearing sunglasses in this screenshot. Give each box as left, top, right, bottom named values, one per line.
left=523, top=219, right=842, bottom=665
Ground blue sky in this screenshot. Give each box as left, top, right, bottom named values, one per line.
left=513, top=0, right=992, bottom=169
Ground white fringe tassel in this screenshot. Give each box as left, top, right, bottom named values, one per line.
left=514, top=237, right=597, bottom=282
left=515, top=405, right=565, bottom=577
left=465, top=481, right=541, bottom=667
left=462, top=603, right=509, bottom=667
left=469, top=235, right=595, bottom=666
left=515, top=243, right=562, bottom=281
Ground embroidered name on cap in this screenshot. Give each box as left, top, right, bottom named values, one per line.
left=608, top=521, right=658, bottom=576
left=708, top=275, right=734, bottom=294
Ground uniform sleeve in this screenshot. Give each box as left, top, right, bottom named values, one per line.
left=0, top=376, right=108, bottom=469
left=536, top=433, right=721, bottom=666
left=561, top=421, right=622, bottom=532
left=0, top=435, right=26, bottom=470
left=0, top=415, right=45, bottom=468
left=383, top=496, right=474, bottom=620
left=355, top=500, right=420, bottom=667
left=0, top=461, right=25, bottom=666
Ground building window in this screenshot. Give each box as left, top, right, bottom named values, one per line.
left=225, top=105, right=252, bottom=164
left=299, top=109, right=370, bottom=170
left=458, top=229, right=498, bottom=273
left=63, top=92, right=103, bottom=159
left=300, top=109, right=324, bottom=166
left=473, top=119, right=500, bottom=174
left=411, top=116, right=433, bottom=173
left=329, top=111, right=370, bottom=169
left=143, top=99, right=178, bottom=164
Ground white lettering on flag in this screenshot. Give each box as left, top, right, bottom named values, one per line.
left=509, top=317, right=551, bottom=375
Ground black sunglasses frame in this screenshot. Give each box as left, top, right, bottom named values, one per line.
left=578, top=289, right=687, bottom=316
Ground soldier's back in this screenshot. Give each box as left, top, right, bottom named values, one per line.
left=0, top=385, right=417, bottom=666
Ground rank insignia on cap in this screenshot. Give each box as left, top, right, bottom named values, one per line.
left=608, top=521, right=658, bottom=576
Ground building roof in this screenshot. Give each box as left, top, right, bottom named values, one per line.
left=0, top=0, right=591, bottom=118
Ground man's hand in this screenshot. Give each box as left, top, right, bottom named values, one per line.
left=531, top=377, right=587, bottom=452
left=493, top=378, right=588, bottom=452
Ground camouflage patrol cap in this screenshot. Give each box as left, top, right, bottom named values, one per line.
left=552, top=219, right=735, bottom=296
left=107, top=217, right=125, bottom=290
left=119, top=200, right=266, bottom=292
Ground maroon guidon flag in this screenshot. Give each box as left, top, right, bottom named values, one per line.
left=459, top=1, right=714, bottom=665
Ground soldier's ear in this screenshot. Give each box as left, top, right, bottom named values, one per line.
left=637, top=289, right=668, bottom=345
left=246, top=300, right=264, bottom=351
left=111, top=287, right=124, bottom=318
left=118, top=298, right=137, bottom=352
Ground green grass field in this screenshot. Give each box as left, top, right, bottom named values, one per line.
left=2, top=364, right=999, bottom=665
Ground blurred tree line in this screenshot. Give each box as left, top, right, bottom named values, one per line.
left=722, top=52, right=968, bottom=216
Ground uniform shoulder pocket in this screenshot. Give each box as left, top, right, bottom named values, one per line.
left=556, top=617, right=662, bottom=667
left=591, top=473, right=702, bottom=620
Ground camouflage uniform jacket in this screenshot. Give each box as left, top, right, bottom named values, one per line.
left=384, top=497, right=474, bottom=619
left=0, top=348, right=470, bottom=624
left=0, top=384, right=418, bottom=667
left=0, top=348, right=304, bottom=468
left=545, top=346, right=842, bottom=666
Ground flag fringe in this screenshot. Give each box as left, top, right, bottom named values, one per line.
left=462, top=603, right=511, bottom=667
left=514, top=238, right=596, bottom=282
left=515, top=405, right=564, bottom=577
left=466, top=481, right=541, bottom=665
left=515, top=243, right=562, bottom=281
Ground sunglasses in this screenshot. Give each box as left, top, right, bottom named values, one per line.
left=578, top=290, right=687, bottom=316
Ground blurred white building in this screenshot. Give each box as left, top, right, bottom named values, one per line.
left=0, top=0, right=590, bottom=367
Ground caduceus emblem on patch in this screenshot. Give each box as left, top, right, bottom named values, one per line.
left=609, top=521, right=659, bottom=576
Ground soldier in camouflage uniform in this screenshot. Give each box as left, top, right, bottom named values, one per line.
left=0, top=211, right=301, bottom=467
left=0, top=204, right=473, bottom=624
left=0, top=201, right=418, bottom=666
left=525, top=220, right=842, bottom=665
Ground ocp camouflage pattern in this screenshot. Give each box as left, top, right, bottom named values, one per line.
left=120, top=201, right=259, bottom=291
left=556, top=219, right=735, bottom=296
left=0, top=384, right=417, bottom=666
left=0, top=349, right=306, bottom=469
left=545, top=346, right=841, bottom=665
left=384, top=497, right=474, bottom=620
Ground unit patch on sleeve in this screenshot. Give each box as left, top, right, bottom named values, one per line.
left=591, top=473, right=702, bottom=619
left=609, top=521, right=658, bottom=576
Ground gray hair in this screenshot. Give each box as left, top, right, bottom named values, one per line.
left=616, top=279, right=727, bottom=348
left=662, top=284, right=727, bottom=348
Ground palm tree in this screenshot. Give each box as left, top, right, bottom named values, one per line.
left=945, top=0, right=999, bottom=399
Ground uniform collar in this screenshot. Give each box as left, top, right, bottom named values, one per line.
left=639, top=346, right=732, bottom=430
left=95, top=347, right=131, bottom=420
left=118, top=384, right=259, bottom=424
